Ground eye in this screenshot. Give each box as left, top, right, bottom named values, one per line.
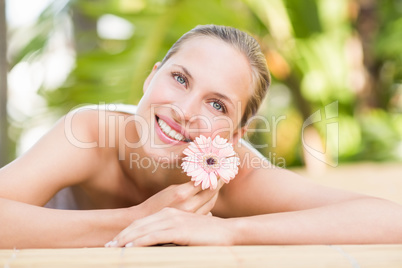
left=212, top=102, right=222, bottom=111
left=176, top=75, right=186, bottom=85
left=210, top=99, right=227, bottom=113
left=172, top=72, right=188, bottom=87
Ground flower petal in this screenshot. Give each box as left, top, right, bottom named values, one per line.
left=201, top=172, right=210, bottom=190
left=218, top=146, right=235, bottom=158
left=213, top=135, right=227, bottom=147
left=182, top=134, right=239, bottom=190
left=182, top=162, right=199, bottom=173
left=209, top=172, right=218, bottom=190
left=194, top=178, right=203, bottom=186
left=182, top=155, right=202, bottom=164
left=188, top=167, right=206, bottom=178
left=216, top=168, right=235, bottom=183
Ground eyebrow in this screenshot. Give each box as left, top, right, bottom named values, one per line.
left=172, top=64, right=235, bottom=109
left=172, top=64, right=193, bottom=80
left=212, top=92, right=235, bottom=109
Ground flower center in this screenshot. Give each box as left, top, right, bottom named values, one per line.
left=206, top=157, right=216, bottom=165
left=202, top=154, right=219, bottom=172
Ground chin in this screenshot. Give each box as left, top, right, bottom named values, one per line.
left=139, top=146, right=184, bottom=172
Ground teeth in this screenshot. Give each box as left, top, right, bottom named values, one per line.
left=157, top=118, right=186, bottom=141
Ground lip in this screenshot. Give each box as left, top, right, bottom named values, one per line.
left=155, top=115, right=190, bottom=145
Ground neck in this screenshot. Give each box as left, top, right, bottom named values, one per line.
left=120, top=145, right=190, bottom=196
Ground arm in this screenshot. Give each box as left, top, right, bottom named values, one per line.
left=109, top=142, right=402, bottom=246
left=0, top=197, right=137, bottom=248
left=0, top=109, right=221, bottom=248
left=0, top=109, right=136, bottom=248
left=215, top=142, right=402, bottom=244
left=109, top=195, right=402, bottom=247
left=230, top=196, right=402, bottom=245
left=0, top=181, right=220, bottom=249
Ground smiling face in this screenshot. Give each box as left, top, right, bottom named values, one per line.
left=135, top=36, right=252, bottom=159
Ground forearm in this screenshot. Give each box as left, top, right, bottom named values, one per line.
left=231, top=197, right=402, bottom=245
left=0, top=198, right=139, bottom=249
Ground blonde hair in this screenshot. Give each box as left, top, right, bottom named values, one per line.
left=160, top=24, right=271, bottom=127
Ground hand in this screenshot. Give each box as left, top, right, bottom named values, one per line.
left=138, top=180, right=224, bottom=217
left=106, top=207, right=235, bottom=247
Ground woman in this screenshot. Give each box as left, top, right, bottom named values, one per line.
left=0, top=25, right=401, bottom=249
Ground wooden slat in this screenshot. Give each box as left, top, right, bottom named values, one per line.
left=0, top=249, right=18, bottom=267
left=341, top=245, right=402, bottom=268
left=2, top=245, right=401, bottom=268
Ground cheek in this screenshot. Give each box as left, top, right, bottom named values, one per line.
left=146, top=80, right=179, bottom=103
left=186, top=117, right=233, bottom=139
left=209, top=119, right=237, bottom=139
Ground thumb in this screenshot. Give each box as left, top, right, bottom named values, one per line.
left=217, top=177, right=225, bottom=190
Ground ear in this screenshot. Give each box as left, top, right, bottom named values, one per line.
left=231, top=125, right=248, bottom=146
left=143, top=62, right=161, bottom=93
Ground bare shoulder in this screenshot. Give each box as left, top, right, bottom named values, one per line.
left=213, top=139, right=365, bottom=218
left=0, top=108, right=112, bottom=206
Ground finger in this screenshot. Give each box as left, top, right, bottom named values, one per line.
left=185, top=175, right=224, bottom=197
left=184, top=179, right=223, bottom=212
left=118, top=219, right=172, bottom=247
left=108, top=208, right=171, bottom=247
left=185, top=180, right=203, bottom=192
left=179, top=181, right=203, bottom=197
left=115, top=208, right=184, bottom=247
left=174, top=178, right=222, bottom=213
left=194, top=177, right=224, bottom=202
left=182, top=186, right=217, bottom=212
left=195, top=192, right=219, bottom=215
left=217, top=178, right=225, bottom=189
left=107, top=224, right=139, bottom=247
left=126, top=229, right=181, bottom=247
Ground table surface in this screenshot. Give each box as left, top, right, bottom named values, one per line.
left=1, top=245, right=402, bottom=268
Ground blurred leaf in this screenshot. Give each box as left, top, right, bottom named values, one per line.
left=8, top=0, right=402, bottom=166
left=283, top=0, right=322, bottom=38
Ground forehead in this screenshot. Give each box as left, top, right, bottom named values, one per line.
left=165, top=37, right=253, bottom=112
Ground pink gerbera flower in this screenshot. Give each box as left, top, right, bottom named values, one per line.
left=181, top=135, right=240, bottom=190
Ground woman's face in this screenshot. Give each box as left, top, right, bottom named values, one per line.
left=135, top=36, right=252, bottom=159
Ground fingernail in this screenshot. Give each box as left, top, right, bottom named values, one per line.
left=105, top=240, right=118, bottom=247
left=125, top=242, right=134, bottom=248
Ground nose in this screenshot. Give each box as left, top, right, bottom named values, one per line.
left=173, top=92, right=202, bottom=128
left=172, top=93, right=201, bottom=124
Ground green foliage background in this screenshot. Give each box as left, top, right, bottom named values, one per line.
left=6, top=0, right=402, bottom=167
